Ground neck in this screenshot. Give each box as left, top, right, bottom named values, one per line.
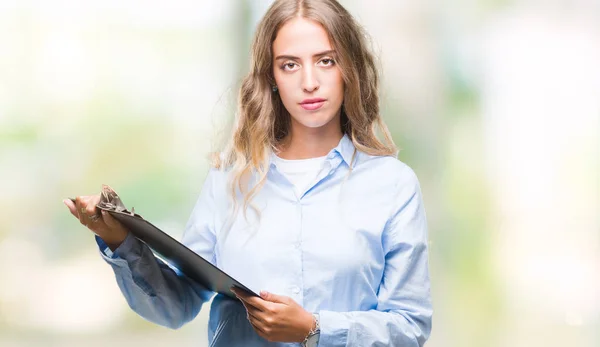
left=278, top=124, right=343, bottom=160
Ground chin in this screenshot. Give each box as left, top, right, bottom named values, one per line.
left=291, top=110, right=338, bottom=129
left=296, top=117, right=336, bottom=129
left=300, top=121, right=330, bottom=128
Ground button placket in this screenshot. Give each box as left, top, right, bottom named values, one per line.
left=295, top=198, right=304, bottom=304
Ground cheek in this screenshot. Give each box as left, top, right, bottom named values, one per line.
left=274, top=77, right=297, bottom=106
left=328, top=73, right=345, bottom=104
left=325, top=70, right=344, bottom=94
left=277, top=84, right=296, bottom=107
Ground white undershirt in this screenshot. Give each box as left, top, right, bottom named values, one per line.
left=273, top=154, right=327, bottom=198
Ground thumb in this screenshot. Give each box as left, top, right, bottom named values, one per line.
left=101, top=210, right=120, bottom=229
left=260, top=291, right=289, bottom=304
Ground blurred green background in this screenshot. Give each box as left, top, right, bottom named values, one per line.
left=0, top=0, right=598, bottom=346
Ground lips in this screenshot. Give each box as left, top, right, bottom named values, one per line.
left=300, top=98, right=326, bottom=111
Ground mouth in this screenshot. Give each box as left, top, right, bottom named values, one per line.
left=299, top=98, right=326, bottom=111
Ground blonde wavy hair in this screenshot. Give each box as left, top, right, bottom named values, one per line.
left=213, top=0, right=397, bottom=219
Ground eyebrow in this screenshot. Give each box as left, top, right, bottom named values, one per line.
left=274, top=50, right=336, bottom=61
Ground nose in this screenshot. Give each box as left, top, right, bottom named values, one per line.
left=301, top=65, right=320, bottom=92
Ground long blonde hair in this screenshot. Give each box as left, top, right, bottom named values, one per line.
left=213, top=0, right=397, bottom=219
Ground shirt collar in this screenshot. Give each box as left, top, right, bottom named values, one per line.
left=269, top=133, right=356, bottom=169
left=329, top=133, right=356, bottom=167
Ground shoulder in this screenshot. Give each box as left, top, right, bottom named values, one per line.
left=354, top=151, right=420, bottom=188
left=204, top=165, right=231, bottom=192
left=204, top=151, right=234, bottom=182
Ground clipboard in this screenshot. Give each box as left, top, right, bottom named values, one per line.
left=76, top=185, right=258, bottom=300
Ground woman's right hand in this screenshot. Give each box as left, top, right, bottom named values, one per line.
left=63, top=195, right=129, bottom=251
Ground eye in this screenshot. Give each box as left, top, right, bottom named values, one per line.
left=319, top=58, right=336, bottom=67
left=281, top=62, right=299, bottom=71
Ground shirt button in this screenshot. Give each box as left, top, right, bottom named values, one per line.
left=291, top=287, right=300, bottom=294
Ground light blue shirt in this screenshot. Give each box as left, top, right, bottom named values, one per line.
left=97, top=134, right=432, bottom=346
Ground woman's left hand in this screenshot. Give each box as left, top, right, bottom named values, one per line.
left=231, top=287, right=314, bottom=343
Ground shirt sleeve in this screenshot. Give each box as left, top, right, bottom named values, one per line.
left=317, top=167, right=433, bottom=346
left=96, top=168, right=221, bottom=329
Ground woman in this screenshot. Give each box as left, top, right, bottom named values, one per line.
left=64, top=0, right=432, bottom=346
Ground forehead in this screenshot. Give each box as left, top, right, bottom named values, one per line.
left=272, top=17, right=333, bottom=56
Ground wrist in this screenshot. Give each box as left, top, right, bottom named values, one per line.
left=298, top=310, right=314, bottom=341
left=105, top=240, right=123, bottom=252
left=103, top=237, right=125, bottom=251
left=101, top=232, right=128, bottom=251
left=301, top=312, right=320, bottom=347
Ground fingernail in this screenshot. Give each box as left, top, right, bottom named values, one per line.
left=62, top=199, right=68, bottom=206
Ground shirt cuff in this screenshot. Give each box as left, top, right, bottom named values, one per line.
left=95, top=232, right=138, bottom=263
left=317, top=310, right=349, bottom=347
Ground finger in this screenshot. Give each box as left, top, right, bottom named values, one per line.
left=87, top=211, right=111, bottom=234
left=85, top=194, right=101, bottom=219
left=250, top=320, right=268, bottom=339
left=246, top=306, right=271, bottom=327
left=237, top=299, right=270, bottom=340
left=83, top=195, right=105, bottom=230
left=233, top=289, right=268, bottom=312
left=75, top=196, right=89, bottom=226
left=246, top=312, right=268, bottom=336
left=76, top=196, right=104, bottom=230
left=237, top=298, right=259, bottom=324
left=249, top=320, right=268, bottom=341
left=236, top=295, right=267, bottom=312
left=63, top=199, right=78, bottom=218
left=260, top=291, right=290, bottom=305
left=101, top=210, right=121, bottom=229
left=235, top=292, right=261, bottom=313
left=245, top=296, right=272, bottom=312
left=239, top=298, right=266, bottom=320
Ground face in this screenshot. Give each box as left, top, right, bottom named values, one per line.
left=272, top=17, right=344, bottom=132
